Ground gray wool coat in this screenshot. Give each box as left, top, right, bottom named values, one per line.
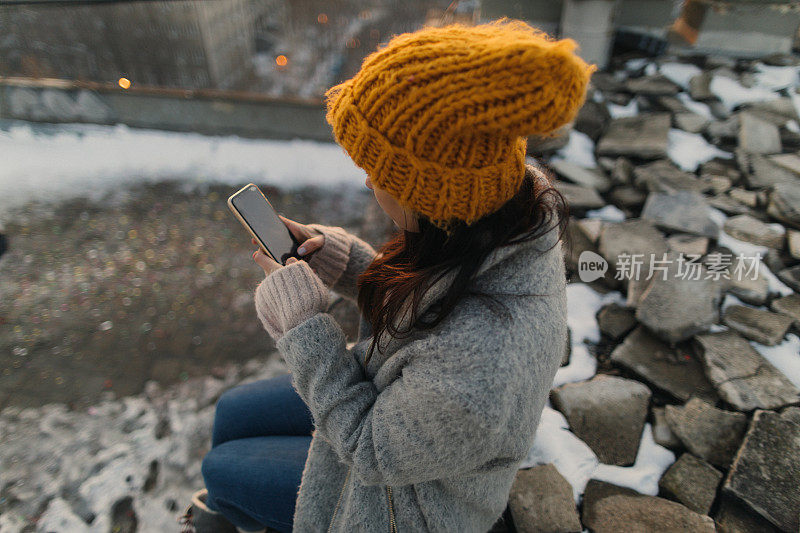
left=259, top=204, right=568, bottom=532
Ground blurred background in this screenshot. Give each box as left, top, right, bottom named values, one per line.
left=3, top=1, right=800, bottom=532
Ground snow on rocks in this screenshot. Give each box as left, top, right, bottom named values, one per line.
left=694, top=330, right=800, bottom=410
left=0, top=356, right=288, bottom=532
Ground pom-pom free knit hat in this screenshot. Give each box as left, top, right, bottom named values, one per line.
left=324, top=17, right=597, bottom=231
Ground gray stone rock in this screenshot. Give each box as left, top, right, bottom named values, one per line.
left=788, top=229, right=800, bottom=260
left=675, top=112, right=710, bottom=134
left=707, top=115, right=740, bottom=145
left=722, top=305, right=794, bottom=346
left=651, top=406, right=682, bottom=449
left=700, top=159, right=740, bottom=181
left=658, top=453, right=722, bottom=515
left=715, top=493, right=782, bottom=533
left=656, top=95, right=690, bottom=115
left=564, top=217, right=597, bottom=272
left=596, top=303, right=637, bottom=340
left=575, top=100, right=610, bottom=142
left=580, top=480, right=646, bottom=530
left=508, top=464, right=582, bottom=533
left=689, top=72, right=714, bottom=101
left=664, top=397, right=748, bottom=469
left=611, top=157, right=634, bottom=185
left=635, top=254, right=722, bottom=344
left=726, top=255, right=770, bottom=306
left=727, top=188, right=760, bottom=208
left=554, top=181, right=605, bottom=211
left=590, top=71, right=626, bottom=92
left=764, top=248, right=788, bottom=275
left=770, top=294, right=800, bottom=328
left=611, top=326, right=716, bottom=402
left=581, top=478, right=644, bottom=505
left=626, top=276, right=651, bottom=308
left=551, top=375, right=651, bottom=466
left=707, top=194, right=751, bottom=216
left=694, top=330, right=800, bottom=410
left=723, top=214, right=785, bottom=249
left=582, top=494, right=715, bottom=533
left=698, top=174, right=732, bottom=195
left=633, top=159, right=706, bottom=194
left=549, top=160, right=611, bottom=192
left=609, top=186, right=647, bottom=209
left=528, top=130, right=570, bottom=154
left=708, top=99, right=732, bottom=121
left=598, top=219, right=669, bottom=276
left=666, top=234, right=709, bottom=256
left=641, top=191, right=720, bottom=238
left=723, top=409, right=800, bottom=532
left=777, top=264, right=800, bottom=293
left=749, top=154, right=800, bottom=189
left=768, top=182, right=800, bottom=229
left=625, top=74, right=681, bottom=95
left=748, top=95, right=800, bottom=120
left=739, top=111, right=782, bottom=155
left=768, top=152, right=800, bottom=177
left=577, top=218, right=603, bottom=244
left=597, top=113, right=671, bottom=159
left=783, top=405, right=800, bottom=425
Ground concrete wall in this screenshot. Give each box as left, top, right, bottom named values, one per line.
left=0, top=78, right=333, bottom=141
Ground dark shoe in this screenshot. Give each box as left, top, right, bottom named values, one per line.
left=178, top=489, right=239, bottom=533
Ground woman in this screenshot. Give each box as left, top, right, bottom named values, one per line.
left=180, top=17, right=595, bottom=533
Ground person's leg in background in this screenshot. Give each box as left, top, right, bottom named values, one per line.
left=201, top=372, right=315, bottom=533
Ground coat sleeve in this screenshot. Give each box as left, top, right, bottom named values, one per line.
left=276, top=308, right=517, bottom=487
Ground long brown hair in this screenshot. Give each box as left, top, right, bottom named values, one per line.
left=356, top=161, right=568, bottom=366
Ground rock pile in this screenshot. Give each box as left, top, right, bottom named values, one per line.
left=506, top=49, right=800, bottom=533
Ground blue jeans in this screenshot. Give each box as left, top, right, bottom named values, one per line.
left=201, top=373, right=314, bottom=532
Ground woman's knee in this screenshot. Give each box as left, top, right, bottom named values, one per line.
left=200, top=447, right=222, bottom=490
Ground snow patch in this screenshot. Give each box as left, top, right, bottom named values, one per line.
left=0, top=121, right=366, bottom=220
left=667, top=128, right=732, bottom=172
left=751, top=334, right=800, bottom=389
left=551, top=129, right=597, bottom=168
left=659, top=62, right=702, bottom=91
left=710, top=75, right=780, bottom=111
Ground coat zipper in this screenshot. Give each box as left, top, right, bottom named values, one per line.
left=386, top=485, right=397, bottom=533
left=327, top=466, right=351, bottom=533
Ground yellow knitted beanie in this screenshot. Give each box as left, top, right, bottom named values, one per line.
left=324, top=17, right=597, bottom=230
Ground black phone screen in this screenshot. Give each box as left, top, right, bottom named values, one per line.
left=232, top=185, right=297, bottom=264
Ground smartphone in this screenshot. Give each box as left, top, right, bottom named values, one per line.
left=227, top=183, right=299, bottom=265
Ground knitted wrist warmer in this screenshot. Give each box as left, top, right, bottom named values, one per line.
left=254, top=261, right=330, bottom=341
left=305, top=223, right=352, bottom=287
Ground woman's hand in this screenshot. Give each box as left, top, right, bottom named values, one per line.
left=251, top=215, right=325, bottom=276
left=279, top=215, right=325, bottom=258
left=251, top=238, right=294, bottom=276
